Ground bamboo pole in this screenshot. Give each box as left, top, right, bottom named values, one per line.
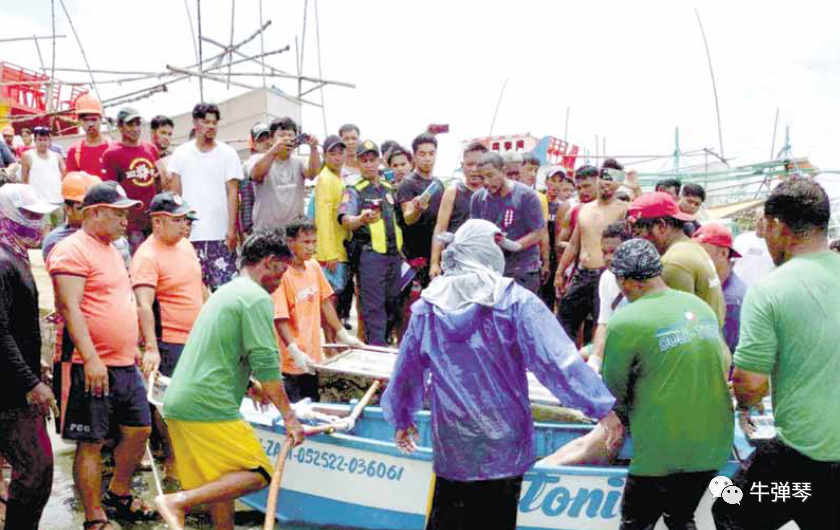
left=259, top=0, right=266, bottom=89
left=166, top=65, right=324, bottom=108
left=0, top=35, right=66, bottom=44
left=201, top=36, right=291, bottom=77
left=227, top=0, right=236, bottom=89
left=314, top=0, right=328, bottom=136
left=694, top=8, right=725, bottom=161
left=44, top=67, right=165, bottom=75
left=264, top=381, right=381, bottom=530
left=57, top=0, right=103, bottom=103
left=197, top=0, right=204, bottom=100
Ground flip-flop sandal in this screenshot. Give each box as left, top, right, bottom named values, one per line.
left=82, top=519, right=118, bottom=530
left=102, top=489, right=159, bottom=522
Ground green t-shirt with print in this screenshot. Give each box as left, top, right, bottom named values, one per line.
left=603, top=289, right=733, bottom=476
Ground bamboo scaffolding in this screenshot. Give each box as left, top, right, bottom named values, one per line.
left=0, top=35, right=66, bottom=44
left=165, top=65, right=323, bottom=108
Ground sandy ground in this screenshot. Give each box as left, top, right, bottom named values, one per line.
left=18, top=251, right=273, bottom=530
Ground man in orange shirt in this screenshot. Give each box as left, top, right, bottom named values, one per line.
left=47, top=182, right=157, bottom=529
left=273, top=218, right=366, bottom=402
left=130, top=192, right=204, bottom=378
left=130, top=192, right=204, bottom=479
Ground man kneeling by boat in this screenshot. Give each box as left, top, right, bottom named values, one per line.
left=382, top=219, right=623, bottom=530
left=154, top=228, right=305, bottom=530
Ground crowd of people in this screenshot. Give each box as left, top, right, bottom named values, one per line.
left=0, top=93, right=838, bottom=530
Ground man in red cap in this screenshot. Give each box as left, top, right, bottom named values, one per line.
left=694, top=223, right=747, bottom=354
left=629, top=191, right=726, bottom=327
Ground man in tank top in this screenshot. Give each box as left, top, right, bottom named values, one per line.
left=429, top=141, right=489, bottom=279
left=21, top=126, right=65, bottom=226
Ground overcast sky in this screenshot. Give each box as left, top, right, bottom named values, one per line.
left=4, top=0, right=840, bottom=175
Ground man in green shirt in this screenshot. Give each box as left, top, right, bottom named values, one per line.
left=155, top=228, right=305, bottom=530
left=629, top=191, right=726, bottom=326
left=602, top=238, right=733, bottom=530
left=714, top=179, right=840, bottom=530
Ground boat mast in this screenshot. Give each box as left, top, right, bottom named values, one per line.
left=694, top=8, right=725, bottom=161
left=488, top=78, right=508, bottom=136
left=674, top=127, right=680, bottom=177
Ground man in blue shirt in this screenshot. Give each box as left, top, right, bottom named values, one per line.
left=382, top=219, right=622, bottom=530
left=470, top=152, right=546, bottom=293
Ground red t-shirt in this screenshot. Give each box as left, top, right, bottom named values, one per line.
left=66, top=140, right=111, bottom=176
left=101, top=142, right=160, bottom=232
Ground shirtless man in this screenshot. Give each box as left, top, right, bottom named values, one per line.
left=429, top=141, right=488, bottom=279
left=555, top=164, right=628, bottom=341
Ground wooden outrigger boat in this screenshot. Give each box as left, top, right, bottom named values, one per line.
left=223, top=348, right=770, bottom=530
left=239, top=401, right=759, bottom=530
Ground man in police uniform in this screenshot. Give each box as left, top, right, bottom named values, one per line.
left=339, top=140, right=404, bottom=346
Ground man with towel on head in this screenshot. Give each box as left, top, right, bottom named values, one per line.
left=382, top=219, right=623, bottom=530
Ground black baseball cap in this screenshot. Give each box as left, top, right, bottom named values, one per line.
left=323, top=134, right=346, bottom=153
left=250, top=122, right=271, bottom=140
left=117, top=107, right=142, bottom=124
left=356, top=140, right=380, bottom=158
left=149, top=192, right=196, bottom=217
left=81, top=181, right=142, bottom=210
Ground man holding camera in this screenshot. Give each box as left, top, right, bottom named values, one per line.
left=250, top=117, right=321, bottom=232
left=339, top=141, right=404, bottom=346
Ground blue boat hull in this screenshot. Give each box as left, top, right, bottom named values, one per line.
left=239, top=402, right=754, bottom=530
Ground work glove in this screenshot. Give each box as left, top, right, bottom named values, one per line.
left=288, top=343, right=315, bottom=374
left=494, top=232, right=523, bottom=252
left=336, top=328, right=367, bottom=349
left=586, top=355, right=603, bottom=374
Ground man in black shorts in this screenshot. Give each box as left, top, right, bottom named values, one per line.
left=47, top=182, right=157, bottom=529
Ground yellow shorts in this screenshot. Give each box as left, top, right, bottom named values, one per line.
left=167, top=419, right=273, bottom=490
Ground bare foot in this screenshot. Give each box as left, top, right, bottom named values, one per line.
left=154, top=494, right=185, bottom=530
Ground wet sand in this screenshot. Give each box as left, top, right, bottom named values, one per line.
left=23, top=251, right=281, bottom=530
left=37, top=431, right=269, bottom=530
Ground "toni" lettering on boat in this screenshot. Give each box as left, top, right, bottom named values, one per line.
left=519, top=472, right=625, bottom=519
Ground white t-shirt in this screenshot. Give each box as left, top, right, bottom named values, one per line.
left=597, top=269, right=627, bottom=325
left=732, top=231, right=775, bottom=288
left=168, top=140, right=242, bottom=242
